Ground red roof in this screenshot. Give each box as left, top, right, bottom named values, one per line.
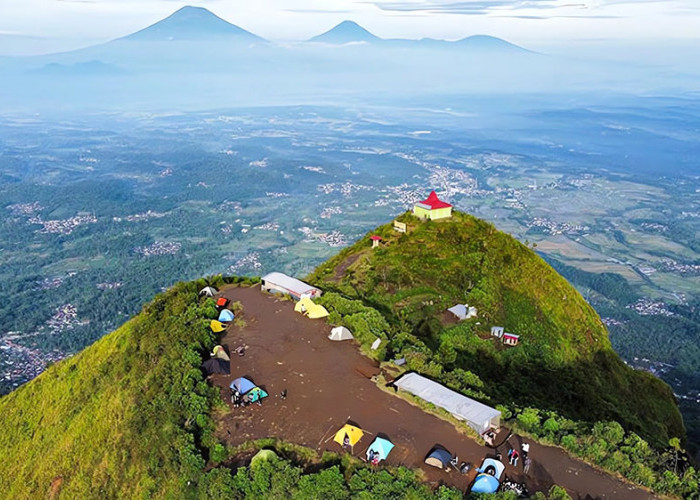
left=370, top=235, right=383, bottom=241
left=417, top=190, right=452, bottom=210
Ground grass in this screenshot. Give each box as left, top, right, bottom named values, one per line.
left=307, top=211, right=685, bottom=448
left=0, top=277, right=228, bottom=499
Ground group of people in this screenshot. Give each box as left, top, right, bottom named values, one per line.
left=507, top=442, right=531, bottom=473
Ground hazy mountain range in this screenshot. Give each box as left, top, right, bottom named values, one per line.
left=0, top=5, right=696, bottom=111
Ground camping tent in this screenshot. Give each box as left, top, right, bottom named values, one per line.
left=471, top=474, right=501, bottom=494
left=333, top=424, right=364, bottom=448
left=251, top=449, right=277, bottom=466
left=202, top=358, right=230, bottom=375
left=216, top=297, right=229, bottom=308
left=199, top=286, right=218, bottom=297
left=294, top=297, right=329, bottom=319
left=447, top=304, right=468, bottom=320
left=230, top=377, right=257, bottom=395
left=366, top=437, right=394, bottom=462
left=218, top=309, right=235, bottom=322
left=210, top=320, right=226, bottom=333
left=471, top=457, right=505, bottom=493
left=329, top=326, right=353, bottom=341
left=424, top=447, right=452, bottom=469
left=245, top=386, right=269, bottom=403
left=213, top=345, right=230, bottom=361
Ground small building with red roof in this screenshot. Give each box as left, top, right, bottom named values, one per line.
left=413, top=191, right=453, bottom=220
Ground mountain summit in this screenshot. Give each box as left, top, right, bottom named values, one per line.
left=310, top=20, right=380, bottom=44
left=121, top=6, right=264, bottom=42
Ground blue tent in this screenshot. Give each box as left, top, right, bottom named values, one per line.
left=230, top=377, right=256, bottom=395
left=219, top=309, right=235, bottom=322
left=246, top=386, right=269, bottom=403
left=366, top=437, right=394, bottom=462
left=424, top=447, right=452, bottom=468
left=477, top=458, right=505, bottom=479
left=471, top=473, right=500, bottom=494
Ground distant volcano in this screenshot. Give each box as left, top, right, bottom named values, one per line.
left=120, top=6, right=264, bottom=42
left=310, top=21, right=380, bottom=44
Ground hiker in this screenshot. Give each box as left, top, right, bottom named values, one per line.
left=235, top=346, right=245, bottom=356
left=371, top=453, right=380, bottom=466
left=510, top=450, right=520, bottom=467
left=521, top=442, right=530, bottom=459
left=280, top=388, right=287, bottom=400
left=523, top=456, right=532, bottom=474
left=343, top=435, right=350, bottom=449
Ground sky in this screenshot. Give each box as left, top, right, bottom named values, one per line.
left=1, top=0, right=700, bottom=56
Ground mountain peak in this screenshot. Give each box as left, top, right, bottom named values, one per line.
left=120, top=5, right=264, bottom=42
left=310, top=20, right=380, bottom=44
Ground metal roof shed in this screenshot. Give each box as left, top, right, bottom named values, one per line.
left=394, top=373, right=500, bottom=435
left=260, top=272, right=322, bottom=300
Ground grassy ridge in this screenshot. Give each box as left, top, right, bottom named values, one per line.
left=0, top=278, right=225, bottom=499
left=307, top=211, right=684, bottom=447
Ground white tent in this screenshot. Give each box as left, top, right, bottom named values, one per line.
left=394, top=373, right=501, bottom=435
left=447, top=304, right=468, bottom=320
left=199, top=286, right=218, bottom=297
left=328, top=326, right=354, bottom=341
left=448, top=304, right=477, bottom=320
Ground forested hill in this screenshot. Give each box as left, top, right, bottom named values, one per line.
left=307, top=211, right=685, bottom=447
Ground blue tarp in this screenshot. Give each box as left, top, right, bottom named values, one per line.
left=471, top=473, right=500, bottom=494
left=230, top=377, right=256, bottom=395
left=366, top=437, right=394, bottom=462
left=219, top=309, right=235, bottom=322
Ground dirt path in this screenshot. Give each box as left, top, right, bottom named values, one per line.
left=211, top=286, right=653, bottom=499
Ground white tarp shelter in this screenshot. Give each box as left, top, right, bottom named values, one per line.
left=447, top=304, right=477, bottom=320
left=261, top=272, right=322, bottom=300
left=394, top=373, right=500, bottom=434
left=329, top=326, right=354, bottom=341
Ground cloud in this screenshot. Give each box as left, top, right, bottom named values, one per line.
left=363, top=0, right=564, bottom=15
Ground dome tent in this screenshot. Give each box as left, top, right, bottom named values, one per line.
left=329, top=326, right=353, bottom=341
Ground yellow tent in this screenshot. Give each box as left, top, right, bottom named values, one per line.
left=333, top=424, right=364, bottom=448
left=213, top=345, right=230, bottom=361
left=210, top=320, right=226, bottom=333
left=294, top=298, right=329, bottom=319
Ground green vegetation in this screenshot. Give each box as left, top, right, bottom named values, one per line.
left=307, top=211, right=684, bottom=447
left=506, top=407, right=698, bottom=497
left=0, top=276, right=241, bottom=498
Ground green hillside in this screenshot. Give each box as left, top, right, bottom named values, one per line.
left=307, top=211, right=685, bottom=447
left=0, top=279, right=223, bottom=499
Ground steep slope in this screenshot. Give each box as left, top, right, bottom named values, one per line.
left=0, top=279, right=222, bottom=498
left=307, top=211, right=684, bottom=447
left=121, top=6, right=263, bottom=42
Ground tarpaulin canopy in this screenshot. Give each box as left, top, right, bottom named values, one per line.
left=230, top=377, right=257, bottom=395
left=394, top=373, right=501, bottom=435
left=366, top=437, right=394, bottom=462
left=202, top=358, right=230, bottom=375
left=333, top=424, right=364, bottom=447
left=210, top=320, right=226, bottom=333
left=218, top=309, right=235, bottom=322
